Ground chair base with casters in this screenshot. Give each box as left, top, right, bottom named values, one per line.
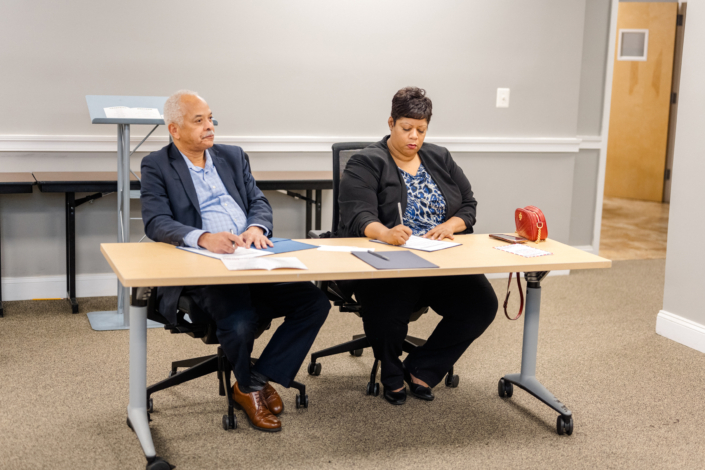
left=306, top=280, right=460, bottom=395
left=143, top=288, right=309, bottom=432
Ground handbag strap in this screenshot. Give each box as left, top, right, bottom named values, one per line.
left=503, top=272, right=524, bottom=320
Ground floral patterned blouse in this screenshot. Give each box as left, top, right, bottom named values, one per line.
left=399, top=163, right=447, bottom=236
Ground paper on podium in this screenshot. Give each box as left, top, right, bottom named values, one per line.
left=104, top=106, right=162, bottom=119
left=353, top=251, right=438, bottom=270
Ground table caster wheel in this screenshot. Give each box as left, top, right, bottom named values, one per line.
left=296, top=394, right=309, bottom=408
left=557, top=415, right=573, bottom=436
left=445, top=374, right=460, bottom=388
left=308, top=362, right=322, bottom=376
left=168, top=370, right=176, bottom=378
left=350, top=349, right=363, bottom=357
left=147, top=398, right=154, bottom=413
left=146, top=457, right=174, bottom=470
left=498, top=378, right=513, bottom=398
left=222, top=414, right=237, bottom=430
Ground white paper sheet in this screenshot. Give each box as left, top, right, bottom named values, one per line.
left=371, top=235, right=460, bottom=252
left=494, top=244, right=552, bottom=258
left=316, top=246, right=375, bottom=252
left=103, top=106, right=162, bottom=119
left=222, top=257, right=308, bottom=271
left=178, top=246, right=270, bottom=260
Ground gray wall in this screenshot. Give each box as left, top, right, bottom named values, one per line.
left=662, top=1, right=705, bottom=326
left=0, top=0, right=586, bottom=138
left=0, top=0, right=618, bottom=296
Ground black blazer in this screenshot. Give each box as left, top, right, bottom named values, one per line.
left=337, top=136, right=477, bottom=238
left=140, top=142, right=273, bottom=323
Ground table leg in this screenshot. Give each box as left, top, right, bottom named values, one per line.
left=65, top=193, right=78, bottom=313
left=127, top=293, right=158, bottom=463
left=500, top=271, right=574, bottom=434
left=305, top=189, right=312, bottom=236
left=315, top=189, right=322, bottom=230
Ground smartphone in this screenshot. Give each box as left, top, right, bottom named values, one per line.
left=489, top=233, right=528, bottom=244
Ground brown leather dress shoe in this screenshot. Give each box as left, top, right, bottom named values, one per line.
left=262, top=383, right=284, bottom=415
left=232, top=383, right=281, bottom=432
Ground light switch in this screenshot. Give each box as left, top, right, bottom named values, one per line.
left=496, top=88, right=510, bottom=108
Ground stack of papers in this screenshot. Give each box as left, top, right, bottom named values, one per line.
left=494, top=244, right=552, bottom=258
left=178, top=246, right=270, bottom=260
left=371, top=235, right=460, bottom=252
left=222, top=257, right=307, bottom=271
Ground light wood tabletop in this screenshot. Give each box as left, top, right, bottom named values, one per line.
left=0, top=172, right=36, bottom=184
left=101, top=235, right=611, bottom=287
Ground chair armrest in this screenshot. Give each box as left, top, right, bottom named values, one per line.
left=308, top=230, right=327, bottom=239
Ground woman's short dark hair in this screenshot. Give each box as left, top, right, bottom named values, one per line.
left=391, top=87, right=432, bottom=124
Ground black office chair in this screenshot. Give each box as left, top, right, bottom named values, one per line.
left=306, top=143, right=459, bottom=396
left=140, top=287, right=309, bottom=431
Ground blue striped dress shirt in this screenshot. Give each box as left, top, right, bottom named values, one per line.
left=181, top=149, right=268, bottom=247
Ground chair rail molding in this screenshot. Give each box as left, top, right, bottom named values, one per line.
left=0, top=134, right=601, bottom=154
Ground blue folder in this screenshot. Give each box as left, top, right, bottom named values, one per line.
left=259, top=237, right=317, bottom=254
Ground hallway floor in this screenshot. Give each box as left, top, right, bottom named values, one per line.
left=599, top=196, right=670, bottom=260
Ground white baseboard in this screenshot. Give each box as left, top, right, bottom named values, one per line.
left=656, top=310, right=705, bottom=354
left=1, top=273, right=117, bottom=301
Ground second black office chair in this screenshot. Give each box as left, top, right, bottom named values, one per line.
left=307, top=142, right=459, bottom=396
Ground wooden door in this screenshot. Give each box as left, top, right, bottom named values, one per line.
left=605, top=2, right=678, bottom=202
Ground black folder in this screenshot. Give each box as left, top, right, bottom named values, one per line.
left=353, top=251, right=439, bottom=270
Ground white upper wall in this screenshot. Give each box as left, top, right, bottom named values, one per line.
left=0, top=0, right=586, bottom=138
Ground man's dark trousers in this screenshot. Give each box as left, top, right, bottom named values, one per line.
left=184, top=281, right=330, bottom=388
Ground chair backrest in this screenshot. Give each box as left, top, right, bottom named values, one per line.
left=331, top=142, right=374, bottom=234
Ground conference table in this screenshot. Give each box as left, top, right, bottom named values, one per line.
left=0, top=173, right=35, bottom=317
left=34, top=171, right=333, bottom=314
left=101, top=234, right=610, bottom=468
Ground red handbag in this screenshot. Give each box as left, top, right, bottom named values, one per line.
left=503, top=206, right=548, bottom=320
left=515, top=205, right=548, bottom=243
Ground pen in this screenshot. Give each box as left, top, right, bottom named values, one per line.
left=369, top=251, right=390, bottom=262
left=398, top=202, right=404, bottom=226
left=230, top=229, right=235, bottom=249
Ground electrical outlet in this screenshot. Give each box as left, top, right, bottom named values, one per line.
left=496, top=88, right=510, bottom=108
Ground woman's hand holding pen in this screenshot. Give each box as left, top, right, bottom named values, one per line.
left=382, top=225, right=412, bottom=245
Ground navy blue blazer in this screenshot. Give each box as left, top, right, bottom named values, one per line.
left=140, top=142, right=273, bottom=323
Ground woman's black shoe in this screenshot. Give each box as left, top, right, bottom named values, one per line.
left=383, top=386, right=407, bottom=405
left=403, top=367, right=435, bottom=401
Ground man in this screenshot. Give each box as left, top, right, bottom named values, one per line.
left=140, top=90, right=330, bottom=432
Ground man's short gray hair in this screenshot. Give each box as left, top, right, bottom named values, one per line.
left=163, top=89, right=201, bottom=127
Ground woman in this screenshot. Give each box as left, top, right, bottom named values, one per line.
left=337, top=87, right=498, bottom=405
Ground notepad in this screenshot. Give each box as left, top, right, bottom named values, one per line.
left=260, top=238, right=317, bottom=254
left=494, top=244, right=552, bottom=258
left=353, top=251, right=439, bottom=270
left=370, top=235, right=460, bottom=252
left=221, top=257, right=308, bottom=271
left=178, top=246, right=270, bottom=260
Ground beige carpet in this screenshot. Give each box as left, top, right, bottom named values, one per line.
left=1, top=259, right=704, bottom=470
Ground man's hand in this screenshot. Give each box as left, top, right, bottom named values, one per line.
left=197, top=231, right=245, bottom=254
left=382, top=225, right=412, bottom=246
left=241, top=226, right=274, bottom=249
